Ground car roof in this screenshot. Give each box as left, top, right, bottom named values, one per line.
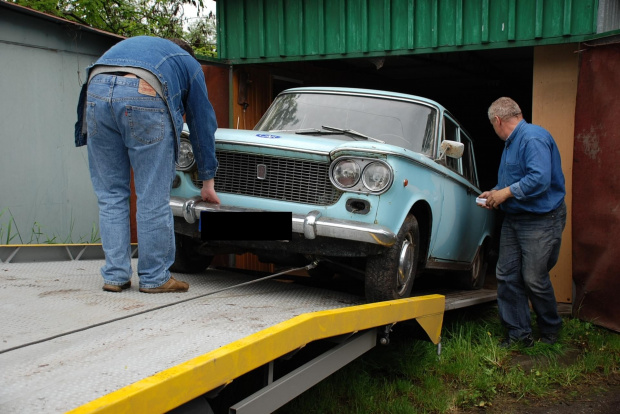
left=280, top=87, right=446, bottom=111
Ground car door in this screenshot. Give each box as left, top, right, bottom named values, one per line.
left=458, top=131, right=489, bottom=261
left=430, top=115, right=481, bottom=263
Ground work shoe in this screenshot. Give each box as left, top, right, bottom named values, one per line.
left=540, top=333, right=559, bottom=345
left=499, top=334, right=534, bottom=348
left=103, top=281, right=131, bottom=292
left=139, top=277, right=189, bottom=293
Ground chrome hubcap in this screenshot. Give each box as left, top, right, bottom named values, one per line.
left=471, top=248, right=483, bottom=284
left=396, top=234, right=414, bottom=295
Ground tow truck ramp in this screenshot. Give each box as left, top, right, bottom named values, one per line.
left=0, top=246, right=495, bottom=413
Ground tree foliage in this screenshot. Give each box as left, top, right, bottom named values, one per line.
left=185, top=10, right=216, bottom=57
left=10, top=0, right=216, bottom=56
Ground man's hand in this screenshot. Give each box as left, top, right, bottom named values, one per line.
left=201, top=179, right=220, bottom=204
left=479, top=187, right=512, bottom=209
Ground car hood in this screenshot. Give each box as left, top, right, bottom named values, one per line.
left=215, top=128, right=431, bottom=164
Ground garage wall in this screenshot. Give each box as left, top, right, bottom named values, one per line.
left=572, top=40, right=620, bottom=332
left=532, top=43, right=579, bottom=303
left=0, top=5, right=121, bottom=245
left=231, top=66, right=274, bottom=130
left=217, top=0, right=599, bottom=62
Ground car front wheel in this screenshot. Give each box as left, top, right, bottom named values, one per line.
left=365, top=215, right=420, bottom=302
left=170, top=234, right=213, bottom=274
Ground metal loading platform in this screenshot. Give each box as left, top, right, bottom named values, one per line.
left=0, top=246, right=494, bottom=413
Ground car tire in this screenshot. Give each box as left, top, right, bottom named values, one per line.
left=455, top=244, right=487, bottom=290
left=307, top=262, right=336, bottom=281
left=365, top=215, right=420, bottom=302
left=170, top=234, right=213, bottom=274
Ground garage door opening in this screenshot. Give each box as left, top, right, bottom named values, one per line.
left=243, top=47, right=534, bottom=192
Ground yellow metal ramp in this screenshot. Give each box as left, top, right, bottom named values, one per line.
left=0, top=251, right=445, bottom=413
left=72, top=295, right=444, bottom=414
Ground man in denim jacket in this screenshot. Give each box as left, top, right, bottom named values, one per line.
left=75, top=36, right=220, bottom=293
left=479, top=97, right=566, bottom=347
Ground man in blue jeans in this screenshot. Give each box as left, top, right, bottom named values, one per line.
left=479, top=97, right=566, bottom=347
left=75, top=36, right=220, bottom=293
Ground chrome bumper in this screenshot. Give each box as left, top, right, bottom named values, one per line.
left=170, top=196, right=396, bottom=247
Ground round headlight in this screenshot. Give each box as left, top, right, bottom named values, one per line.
left=176, top=138, right=196, bottom=171
left=362, top=162, right=392, bottom=192
left=332, top=159, right=361, bottom=188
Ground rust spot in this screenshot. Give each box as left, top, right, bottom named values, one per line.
left=576, top=126, right=603, bottom=160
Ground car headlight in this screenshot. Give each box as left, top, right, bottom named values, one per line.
left=176, top=137, right=196, bottom=171
left=362, top=162, right=391, bottom=192
left=330, top=157, right=393, bottom=194
left=332, top=159, right=361, bottom=188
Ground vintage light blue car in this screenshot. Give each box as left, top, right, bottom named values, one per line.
left=170, top=87, right=494, bottom=302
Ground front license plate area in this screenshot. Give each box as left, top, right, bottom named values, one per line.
left=200, top=211, right=292, bottom=241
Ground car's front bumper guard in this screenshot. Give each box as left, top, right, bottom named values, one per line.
left=170, top=196, right=396, bottom=247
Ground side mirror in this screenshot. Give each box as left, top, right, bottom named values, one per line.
left=437, top=140, right=464, bottom=160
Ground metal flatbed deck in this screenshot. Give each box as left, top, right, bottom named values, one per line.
left=0, top=248, right=494, bottom=413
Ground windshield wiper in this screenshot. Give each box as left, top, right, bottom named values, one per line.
left=321, top=125, right=384, bottom=143
left=268, top=128, right=338, bottom=135
left=291, top=128, right=342, bottom=136
left=282, top=127, right=385, bottom=143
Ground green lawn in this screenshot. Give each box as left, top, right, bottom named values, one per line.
left=277, top=304, right=620, bottom=413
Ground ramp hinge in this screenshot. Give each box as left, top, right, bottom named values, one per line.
left=379, top=323, right=395, bottom=345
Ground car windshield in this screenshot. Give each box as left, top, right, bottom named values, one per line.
left=254, top=92, right=437, bottom=156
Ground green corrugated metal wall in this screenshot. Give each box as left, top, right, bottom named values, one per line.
left=217, top=0, right=598, bottom=62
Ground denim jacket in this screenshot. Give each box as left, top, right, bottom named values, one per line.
left=495, top=120, right=565, bottom=214
left=75, top=36, right=218, bottom=180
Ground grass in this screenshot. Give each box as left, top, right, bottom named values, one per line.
left=0, top=208, right=100, bottom=244
left=276, top=304, right=620, bottom=413
left=0, top=208, right=21, bottom=244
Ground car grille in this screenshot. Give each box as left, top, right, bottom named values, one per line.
left=193, top=151, right=343, bottom=206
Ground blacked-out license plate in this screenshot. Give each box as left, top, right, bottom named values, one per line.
left=200, top=211, right=292, bottom=241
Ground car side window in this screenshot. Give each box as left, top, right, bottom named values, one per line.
left=443, top=116, right=460, bottom=173
left=421, top=110, right=437, bottom=156
left=460, top=133, right=478, bottom=186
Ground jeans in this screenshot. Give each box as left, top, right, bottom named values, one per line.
left=86, top=74, right=176, bottom=288
left=496, top=202, right=566, bottom=340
